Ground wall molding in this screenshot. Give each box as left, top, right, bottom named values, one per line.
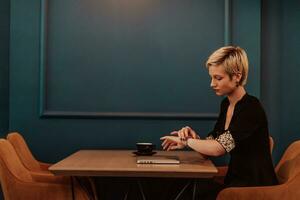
left=39, top=0, right=231, bottom=119
left=41, top=111, right=218, bottom=119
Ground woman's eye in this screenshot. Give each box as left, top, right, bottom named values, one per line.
left=215, top=76, right=222, bottom=80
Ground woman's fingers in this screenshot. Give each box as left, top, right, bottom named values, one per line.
left=161, top=126, right=199, bottom=151
left=161, top=135, right=187, bottom=151
left=161, top=137, right=172, bottom=150
left=161, top=140, right=168, bottom=150
left=167, top=145, right=177, bottom=151
left=160, top=136, right=174, bottom=141
left=178, top=129, right=185, bottom=140
left=164, top=141, right=175, bottom=150
left=170, top=131, right=178, bottom=135
left=167, top=143, right=177, bottom=151
left=161, top=138, right=171, bottom=148
left=191, top=129, right=200, bottom=139
left=184, top=126, right=200, bottom=139
left=178, top=126, right=191, bottom=139
left=161, top=136, right=180, bottom=150
left=186, top=127, right=196, bottom=139
left=177, top=127, right=188, bottom=140
left=161, top=139, right=167, bottom=147
left=183, top=128, right=189, bottom=138
left=160, top=136, right=167, bottom=140
left=163, top=142, right=169, bottom=150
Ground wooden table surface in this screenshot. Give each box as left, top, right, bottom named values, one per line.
left=49, top=150, right=218, bottom=178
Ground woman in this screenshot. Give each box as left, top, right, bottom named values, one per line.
left=160, top=46, right=278, bottom=199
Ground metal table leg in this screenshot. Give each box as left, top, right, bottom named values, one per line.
left=71, top=176, right=75, bottom=200
left=123, top=178, right=146, bottom=200
left=137, top=179, right=147, bottom=200
left=192, top=179, right=197, bottom=200
left=174, top=180, right=191, bottom=200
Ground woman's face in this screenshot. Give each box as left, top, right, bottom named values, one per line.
left=208, top=65, right=239, bottom=96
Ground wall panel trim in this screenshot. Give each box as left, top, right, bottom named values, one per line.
left=39, top=0, right=231, bottom=119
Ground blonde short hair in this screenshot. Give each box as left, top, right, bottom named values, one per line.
left=206, top=46, right=249, bottom=86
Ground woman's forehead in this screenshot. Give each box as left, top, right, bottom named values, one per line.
left=208, top=65, right=227, bottom=76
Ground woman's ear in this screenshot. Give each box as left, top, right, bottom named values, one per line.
left=233, top=73, right=242, bottom=86
left=234, top=73, right=242, bottom=81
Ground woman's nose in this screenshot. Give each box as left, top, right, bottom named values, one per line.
left=210, top=79, right=216, bottom=88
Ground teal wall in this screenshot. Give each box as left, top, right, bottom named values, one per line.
left=0, top=0, right=299, bottom=173
left=9, top=0, right=261, bottom=163
left=261, top=0, right=300, bottom=163
left=0, top=0, right=300, bottom=198
left=0, top=0, right=9, bottom=199
left=0, top=0, right=9, bottom=137
left=277, top=0, right=300, bottom=160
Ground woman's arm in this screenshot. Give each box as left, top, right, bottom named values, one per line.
left=187, top=138, right=226, bottom=157
left=160, top=136, right=226, bottom=157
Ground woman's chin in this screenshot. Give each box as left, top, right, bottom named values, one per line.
left=214, top=91, right=223, bottom=96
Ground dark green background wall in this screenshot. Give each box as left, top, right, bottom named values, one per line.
left=261, top=0, right=300, bottom=163
left=0, top=0, right=300, bottom=197
left=0, top=0, right=9, bottom=136
left=278, top=0, right=300, bottom=159
left=8, top=0, right=261, bottom=163
left=0, top=0, right=10, bottom=198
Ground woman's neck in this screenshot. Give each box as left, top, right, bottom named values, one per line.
left=227, top=86, right=246, bottom=106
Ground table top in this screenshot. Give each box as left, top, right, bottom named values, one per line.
left=49, top=150, right=218, bottom=178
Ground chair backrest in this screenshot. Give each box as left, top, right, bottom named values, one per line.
left=275, top=140, right=300, bottom=184
left=7, top=132, right=42, bottom=171
left=0, top=139, right=33, bottom=198
left=269, top=136, right=274, bottom=154
left=0, top=138, right=32, bottom=180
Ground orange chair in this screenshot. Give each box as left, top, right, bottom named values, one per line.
left=217, top=140, right=300, bottom=200
left=214, top=136, right=274, bottom=184
left=6, top=132, right=51, bottom=174
left=6, top=132, right=98, bottom=199
left=0, top=139, right=91, bottom=200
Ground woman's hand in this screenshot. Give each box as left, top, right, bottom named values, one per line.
left=170, top=126, right=200, bottom=141
left=160, top=136, right=185, bottom=151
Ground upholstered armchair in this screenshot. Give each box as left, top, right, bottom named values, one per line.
left=217, top=140, right=300, bottom=200
left=6, top=132, right=98, bottom=199
left=0, top=138, right=92, bottom=200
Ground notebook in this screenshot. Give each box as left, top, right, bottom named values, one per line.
left=136, top=155, right=180, bottom=164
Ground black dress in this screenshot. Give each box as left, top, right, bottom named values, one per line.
left=207, top=93, right=278, bottom=187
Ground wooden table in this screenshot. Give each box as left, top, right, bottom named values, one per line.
left=49, top=150, right=218, bottom=200
left=49, top=150, right=217, bottom=178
